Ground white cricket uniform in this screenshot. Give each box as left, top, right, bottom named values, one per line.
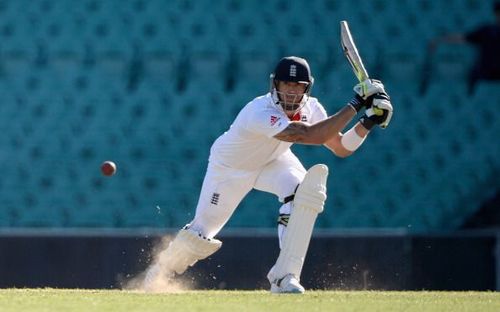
left=189, top=93, right=328, bottom=238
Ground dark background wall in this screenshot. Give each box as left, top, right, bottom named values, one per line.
left=0, top=230, right=497, bottom=291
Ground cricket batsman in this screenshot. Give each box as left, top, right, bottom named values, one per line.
left=142, top=56, right=393, bottom=293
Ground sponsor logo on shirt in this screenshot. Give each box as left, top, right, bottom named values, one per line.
left=301, top=115, right=307, bottom=122
left=270, top=115, right=281, bottom=126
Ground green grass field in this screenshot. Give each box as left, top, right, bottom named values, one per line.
left=0, top=289, right=499, bottom=312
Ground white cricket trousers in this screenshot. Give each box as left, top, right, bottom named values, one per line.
left=189, top=150, right=306, bottom=239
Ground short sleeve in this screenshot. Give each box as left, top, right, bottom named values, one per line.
left=310, top=100, right=328, bottom=124
left=247, top=109, right=291, bottom=138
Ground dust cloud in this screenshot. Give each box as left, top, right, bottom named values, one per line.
left=121, top=235, right=195, bottom=293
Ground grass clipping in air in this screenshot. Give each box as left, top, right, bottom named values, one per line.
left=0, top=289, right=499, bottom=312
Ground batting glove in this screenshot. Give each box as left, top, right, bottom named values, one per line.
left=359, top=93, right=393, bottom=130
left=355, top=79, right=386, bottom=99
left=349, top=79, right=387, bottom=112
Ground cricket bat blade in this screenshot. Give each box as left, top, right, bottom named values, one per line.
left=340, top=20, right=369, bottom=82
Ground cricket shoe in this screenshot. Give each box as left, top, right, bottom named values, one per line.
left=142, top=264, right=161, bottom=291
left=141, top=264, right=174, bottom=292
left=270, top=274, right=305, bottom=294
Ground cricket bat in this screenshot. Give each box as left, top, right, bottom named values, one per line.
left=340, top=20, right=385, bottom=117
left=340, top=20, right=369, bottom=82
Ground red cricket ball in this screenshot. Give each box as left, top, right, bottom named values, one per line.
left=101, top=161, right=117, bottom=176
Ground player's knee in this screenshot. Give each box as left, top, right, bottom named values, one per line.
left=294, top=164, right=328, bottom=213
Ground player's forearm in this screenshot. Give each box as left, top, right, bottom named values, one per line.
left=306, top=105, right=357, bottom=144
left=325, top=122, right=370, bottom=157
left=274, top=105, right=356, bottom=144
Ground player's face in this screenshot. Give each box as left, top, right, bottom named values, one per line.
left=276, top=81, right=307, bottom=104
left=275, top=80, right=308, bottom=116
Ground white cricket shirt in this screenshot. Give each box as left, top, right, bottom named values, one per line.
left=209, top=93, right=328, bottom=170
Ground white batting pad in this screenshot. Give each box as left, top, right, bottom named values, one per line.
left=156, top=227, right=222, bottom=274
left=268, top=164, right=328, bottom=283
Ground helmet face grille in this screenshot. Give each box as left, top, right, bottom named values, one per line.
left=275, top=90, right=308, bottom=114
left=270, top=79, right=310, bottom=116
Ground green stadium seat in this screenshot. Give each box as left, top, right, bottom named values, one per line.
left=230, top=35, right=278, bottom=91
left=70, top=207, right=118, bottom=228
left=0, top=197, right=16, bottom=226
left=142, top=51, right=179, bottom=93
left=0, top=0, right=497, bottom=230
left=433, top=45, right=475, bottom=83
left=186, top=49, right=229, bottom=93
left=381, top=44, right=425, bottom=89
left=322, top=65, right=358, bottom=100
left=473, top=81, right=500, bottom=100
left=0, top=11, right=38, bottom=59
left=12, top=189, right=67, bottom=227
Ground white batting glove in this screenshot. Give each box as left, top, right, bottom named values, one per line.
left=359, top=93, right=393, bottom=129
left=373, top=94, right=393, bottom=128
left=353, top=79, right=386, bottom=100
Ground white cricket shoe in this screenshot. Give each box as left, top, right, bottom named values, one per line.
left=270, top=274, right=305, bottom=294
left=141, top=264, right=175, bottom=292
left=141, top=264, right=161, bottom=291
